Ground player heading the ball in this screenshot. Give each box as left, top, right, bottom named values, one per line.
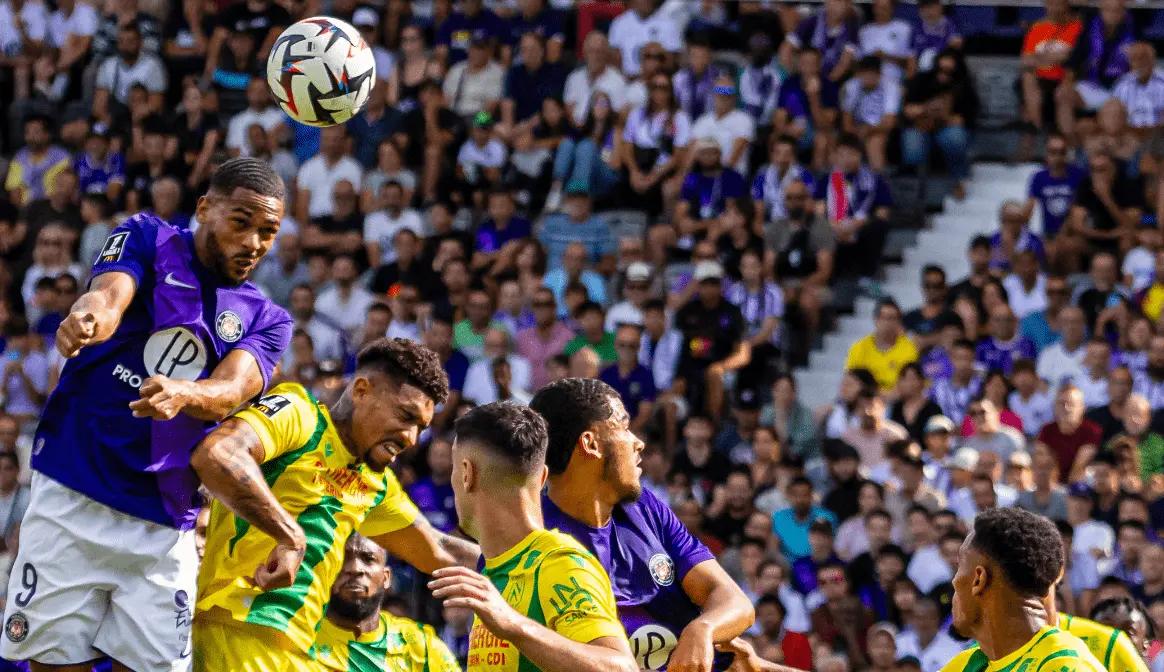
left=0, top=158, right=293, bottom=671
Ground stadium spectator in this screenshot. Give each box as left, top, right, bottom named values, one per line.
left=1107, top=394, right=1164, bottom=484
left=773, top=476, right=839, bottom=562
left=1056, top=0, right=1139, bottom=140
left=1112, top=42, right=1164, bottom=132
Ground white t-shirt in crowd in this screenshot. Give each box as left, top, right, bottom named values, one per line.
left=859, top=19, right=913, bottom=83
left=457, top=139, right=508, bottom=176
left=48, top=0, right=98, bottom=49
left=895, top=629, right=966, bottom=672
left=226, top=106, right=288, bottom=156
left=315, top=285, right=377, bottom=341
left=608, top=8, right=683, bottom=77
left=623, top=107, right=692, bottom=164
left=363, top=208, right=424, bottom=265
left=1002, top=273, right=1048, bottom=319
left=462, top=354, right=532, bottom=405
left=297, top=155, right=363, bottom=220
left=0, top=0, right=49, bottom=53
left=564, top=66, right=629, bottom=125
left=1122, top=245, right=1156, bottom=292
left=95, top=53, right=168, bottom=102
left=1008, top=389, right=1053, bottom=438
left=1036, top=341, right=1087, bottom=388
left=690, top=109, right=756, bottom=175
left=841, top=78, right=902, bottom=126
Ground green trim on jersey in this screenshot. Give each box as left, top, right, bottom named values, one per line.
left=1102, top=628, right=1120, bottom=668
left=245, top=495, right=344, bottom=628
left=1034, top=649, right=1079, bottom=672
left=227, top=403, right=327, bottom=555
left=997, top=629, right=1061, bottom=672
left=347, top=628, right=390, bottom=672
left=966, top=649, right=990, bottom=672
left=516, top=563, right=546, bottom=672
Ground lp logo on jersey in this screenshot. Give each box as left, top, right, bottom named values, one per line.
left=629, top=624, right=677, bottom=672
left=144, top=327, right=208, bottom=380
left=98, top=232, right=129, bottom=264
left=648, top=554, right=675, bottom=586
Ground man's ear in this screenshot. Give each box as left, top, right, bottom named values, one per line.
left=195, top=194, right=211, bottom=223
left=970, top=565, right=990, bottom=597
left=462, top=457, right=477, bottom=493
left=577, top=428, right=603, bottom=461
left=351, top=375, right=369, bottom=403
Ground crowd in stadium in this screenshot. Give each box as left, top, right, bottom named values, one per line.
left=0, top=0, right=1163, bottom=670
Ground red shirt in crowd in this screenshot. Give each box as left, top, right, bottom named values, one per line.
left=1037, top=419, right=1102, bottom=478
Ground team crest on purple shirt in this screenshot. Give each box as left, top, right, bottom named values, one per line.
left=215, top=310, right=244, bottom=343
left=648, top=553, right=675, bottom=586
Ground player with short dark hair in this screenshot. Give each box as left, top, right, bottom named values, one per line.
left=193, top=338, right=479, bottom=671
left=529, top=378, right=759, bottom=672
left=943, top=507, right=1105, bottom=672
left=0, top=157, right=294, bottom=672
left=428, top=401, right=636, bottom=672
left=312, top=533, right=462, bottom=672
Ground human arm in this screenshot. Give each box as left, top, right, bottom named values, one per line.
left=368, top=514, right=480, bottom=574
left=202, top=26, right=228, bottom=79
left=190, top=417, right=307, bottom=588
left=129, top=348, right=266, bottom=422
left=56, top=270, right=137, bottom=358
left=1068, top=443, right=1098, bottom=483
left=668, top=560, right=756, bottom=672
left=718, top=638, right=809, bottom=672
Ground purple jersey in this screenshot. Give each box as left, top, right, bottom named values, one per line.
left=32, top=214, right=291, bottom=530
left=1027, top=165, right=1086, bottom=237
left=790, top=11, right=858, bottom=76
left=542, top=489, right=722, bottom=672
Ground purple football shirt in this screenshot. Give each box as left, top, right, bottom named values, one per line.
left=33, top=214, right=292, bottom=530
left=542, top=488, right=725, bottom=671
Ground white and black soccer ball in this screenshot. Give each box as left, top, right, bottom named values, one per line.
left=266, top=16, right=376, bottom=127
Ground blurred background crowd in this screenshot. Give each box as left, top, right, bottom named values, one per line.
left=1, top=0, right=1164, bottom=670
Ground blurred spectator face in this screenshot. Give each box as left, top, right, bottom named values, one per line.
left=1060, top=307, right=1086, bottom=348
left=975, top=449, right=1001, bottom=481
left=874, top=303, right=903, bottom=342
left=570, top=347, right=600, bottom=378
left=442, top=260, right=470, bottom=293
left=247, top=125, right=270, bottom=155
left=907, top=510, right=933, bottom=545
left=117, top=26, right=142, bottom=61
left=831, top=453, right=860, bottom=482
left=1093, top=461, right=1118, bottom=495
left=466, top=290, right=493, bottom=329
left=971, top=478, right=996, bottom=510
left=520, top=33, right=544, bottom=68
left=1013, top=250, right=1038, bottom=283
left=578, top=306, right=605, bottom=339
left=698, top=278, right=723, bottom=307
left=629, top=0, right=655, bottom=18
left=1150, top=336, right=1164, bottom=371
left=228, top=29, right=256, bottom=62
left=151, top=178, right=182, bottom=218
left=487, top=191, right=515, bottom=223
left=911, top=600, right=942, bottom=642
left=35, top=225, right=70, bottom=265
left=532, top=290, right=557, bottom=326
left=739, top=542, right=765, bottom=578
left=547, top=356, right=569, bottom=382
left=401, top=25, right=425, bottom=56
left=363, top=306, right=391, bottom=341
left=949, top=344, right=975, bottom=382
left=868, top=631, right=897, bottom=669
left=246, top=77, right=270, bottom=110
left=289, top=286, right=315, bottom=320
left=497, top=280, right=522, bottom=315
left=492, top=359, right=512, bottom=390
left=1012, top=366, right=1038, bottom=396
left=0, top=454, right=19, bottom=491
left=755, top=562, right=785, bottom=594
left=675, top=499, right=705, bottom=534
left=382, top=183, right=404, bottom=213
left=788, top=481, right=813, bottom=516
left=824, top=0, right=849, bottom=23
left=321, top=126, right=347, bottom=160
left=858, top=481, right=884, bottom=513
left=922, top=269, right=946, bottom=305
left=482, top=328, right=510, bottom=360
left=745, top=512, right=772, bottom=541
left=615, top=326, right=640, bottom=366
left=834, top=142, right=862, bottom=173
left=565, top=193, right=592, bottom=222
left=648, top=73, right=672, bottom=109
left=935, top=54, right=958, bottom=84
left=467, top=41, right=490, bottom=67
left=923, top=428, right=951, bottom=458
left=1045, top=135, right=1069, bottom=171
left=712, top=78, right=737, bottom=116
left=425, top=320, right=454, bottom=355
left=0, top=416, right=19, bottom=451
left=1099, top=0, right=1126, bottom=27
left=876, top=552, right=905, bottom=585
left=1140, top=545, right=1164, bottom=585
left=391, top=285, right=418, bottom=322
left=582, top=31, right=608, bottom=70
left=752, top=427, right=780, bottom=462
left=756, top=600, right=785, bottom=636
left=334, top=181, right=359, bottom=217
left=857, top=64, right=880, bottom=92
left=725, top=472, right=754, bottom=510
left=939, top=535, right=962, bottom=569
left=988, top=306, right=1017, bottom=340
left=332, top=256, right=359, bottom=287
left=1032, top=451, right=1059, bottom=488
left=893, top=579, right=920, bottom=615
left=1124, top=395, right=1151, bottom=435
left=1119, top=496, right=1149, bottom=524
left=684, top=416, right=714, bottom=448
left=896, top=366, right=924, bottom=400
left=740, top=252, right=764, bottom=286
left=771, top=138, right=796, bottom=170
left=563, top=243, right=588, bottom=275
left=1118, top=525, right=1147, bottom=565
left=1085, top=340, right=1112, bottom=375
left=857, top=394, right=885, bottom=431
left=1129, top=42, right=1156, bottom=79
left=695, top=143, right=723, bottom=171
left=84, top=133, right=110, bottom=161
left=393, top=229, right=419, bottom=264
left=866, top=513, right=892, bottom=549
left=967, top=242, right=990, bottom=276
left=142, top=132, right=166, bottom=163
left=817, top=566, right=848, bottom=601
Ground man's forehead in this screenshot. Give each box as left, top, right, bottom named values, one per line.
left=222, top=188, right=283, bottom=219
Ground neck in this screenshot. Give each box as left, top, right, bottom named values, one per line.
left=975, top=599, right=1049, bottom=661
left=476, top=490, right=544, bottom=559
left=618, top=359, right=636, bottom=375
left=328, top=609, right=381, bottom=636
left=330, top=393, right=358, bottom=453
left=547, top=473, right=619, bottom=527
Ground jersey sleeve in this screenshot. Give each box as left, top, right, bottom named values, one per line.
left=1107, top=630, right=1148, bottom=672
left=536, top=550, right=626, bottom=645
left=234, top=303, right=293, bottom=393
left=644, top=489, right=715, bottom=581
left=360, top=468, right=420, bottom=538
left=232, top=384, right=320, bottom=463
left=422, top=624, right=463, bottom=672
left=90, top=214, right=159, bottom=287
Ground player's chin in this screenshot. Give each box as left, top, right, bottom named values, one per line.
left=363, top=446, right=394, bottom=472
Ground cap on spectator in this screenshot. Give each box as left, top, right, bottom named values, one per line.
left=626, top=262, right=652, bottom=282
left=712, top=84, right=737, bottom=96
left=469, top=29, right=491, bottom=46
left=868, top=622, right=898, bottom=640
left=318, top=359, right=344, bottom=376
left=694, top=136, right=720, bottom=152
left=896, top=656, right=922, bottom=669
left=823, top=439, right=860, bottom=463
left=945, top=447, right=979, bottom=471
left=735, top=387, right=761, bottom=411
left=352, top=7, right=379, bottom=27
left=924, top=415, right=955, bottom=435
left=473, top=111, right=495, bottom=128
left=809, top=519, right=833, bottom=535
left=1068, top=482, right=1094, bottom=499
left=1008, top=452, right=1032, bottom=469
left=693, top=260, right=724, bottom=282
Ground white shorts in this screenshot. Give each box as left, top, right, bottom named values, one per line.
left=0, top=473, right=197, bottom=671
left=1075, top=81, right=1114, bottom=111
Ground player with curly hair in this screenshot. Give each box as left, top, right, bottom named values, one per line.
left=191, top=338, right=481, bottom=671
left=945, top=507, right=1106, bottom=672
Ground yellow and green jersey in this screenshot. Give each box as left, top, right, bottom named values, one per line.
left=196, top=382, right=420, bottom=654
left=313, top=612, right=462, bottom=672
left=468, top=529, right=626, bottom=672
left=938, top=625, right=1108, bottom=672
left=939, top=615, right=1146, bottom=672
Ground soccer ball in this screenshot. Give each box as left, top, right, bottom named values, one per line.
left=266, top=16, right=376, bottom=127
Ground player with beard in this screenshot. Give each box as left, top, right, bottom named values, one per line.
left=313, top=533, right=461, bottom=672
left=0, top=158, right=294, bottom=672
left=940, top=507, right=1104, bottom=672
left=529, top=378, right=758, bottom=672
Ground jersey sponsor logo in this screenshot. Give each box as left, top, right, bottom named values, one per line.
left=215, top=310, right=244, bottom=343
left=98, top=232, right=129, bottom=264
left=253, top=394, right=292, bottom=417
left=174, top=590, right=192, bottom=658
left=144, top=327, right=208, bottom=380
left=112, top=363, right=145, bottom=388
left=629, top=623, right=677, bottom=672
left=4, top=613, right=28, bottom=643
left=163, top=272, right=198, bottom=290
left=648, top=553, right=675, bottom=586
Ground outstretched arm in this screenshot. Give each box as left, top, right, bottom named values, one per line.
left=57, top=271, right=137, bottom=358
left=131, top=349, right=266, bottom=422
left=669, top=560, right=756, bottom=672
left=191, top=418, right=306, bottom=589
left=370, top=515, right=480, bottom=573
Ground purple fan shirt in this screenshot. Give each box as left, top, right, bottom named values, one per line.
left=1027, top=165, right=1086, bottom=237
left=32, top=214, right=292, bottom=530
left=542, top=488, right=723, bottom=672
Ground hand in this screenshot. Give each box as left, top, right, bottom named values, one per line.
left=804, top=77, right=821, bottom=96
left=669, top=622, right=715, bottom=672
left=129, top=376, right=192, bottom=420
left=3, top=359, right=21, bottom=377
left=57, top=312, right=98, bottom=358
left=250, top=539, right=306, bottom=590
left=718, top=638, right=764, bottom=672
left=429, top=566, right=524, bottom=640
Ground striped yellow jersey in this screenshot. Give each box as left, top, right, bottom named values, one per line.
left=938, top=625, right=1108, bottom=672
left=196, top=383, right=420, bottom=654
left=468, top=529, right=626, bottom=672
left=939, top=615, right=1146, bottom=672
left=313, top=612, right=462, bottom=672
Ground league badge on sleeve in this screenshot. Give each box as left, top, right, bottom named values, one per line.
left=98, top=232, right=129, bottom=264
left=215, top=311, right=244, bottom=343
left=253, top=394, right=292, bottom=417
left=648, top=554, right=675, bottom=586
left=5, top=613, right=29, bottom=642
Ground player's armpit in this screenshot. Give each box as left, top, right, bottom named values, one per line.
left=191, top=417, right=306, bottom=552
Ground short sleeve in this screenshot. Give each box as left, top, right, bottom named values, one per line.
left=644, top=490, right=715, bottom=579
left=361, top=469, right=420, bottom=537
left=423, top=625, right=464, bottom=672
left=146, top=58, right=168, bottom=93
left=884, top=82, right=902, bottom=115
left=536, top=550, right=626, bottom=644
left=233, top=384, right=319, bottom=463
left=74, top=4, right=99, bottom=36
left=672, top=112, right=692, bottom=148
left=95, top=58, right=114, bottom=90
left=90, top=214, right=159, bottom=287
left=235, top=303, right=293, bottom=393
